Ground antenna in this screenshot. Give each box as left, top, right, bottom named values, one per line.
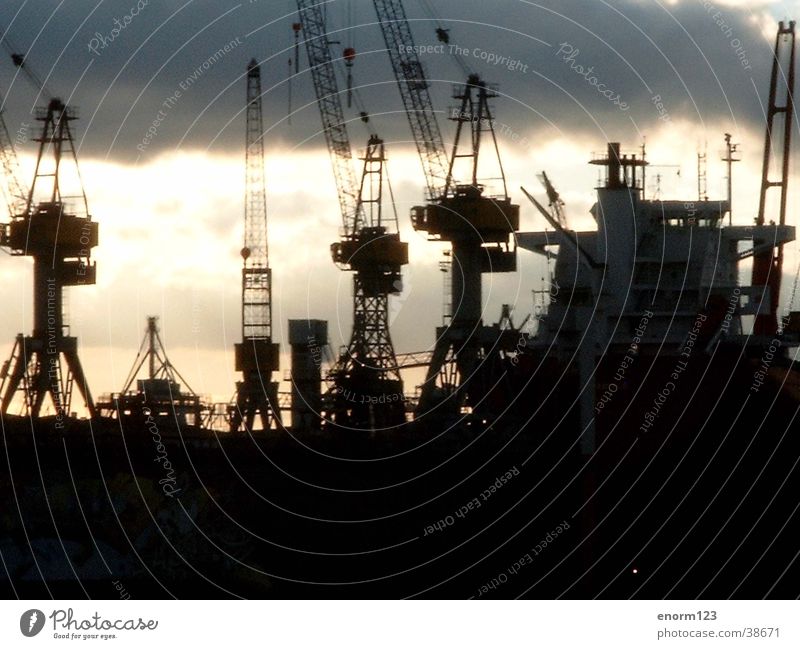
left=721, top=133, right=740, bottom=224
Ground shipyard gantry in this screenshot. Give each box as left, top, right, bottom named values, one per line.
left=0, top=98, right=97, bottom=422
left=0, top=14, right=797, bottom=445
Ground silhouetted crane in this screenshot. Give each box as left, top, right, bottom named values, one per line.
left=230, top=60, right=281, bottom=433
left=296, top=0, right=408, bottom=429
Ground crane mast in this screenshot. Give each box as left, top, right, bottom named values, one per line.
left=329, top=136, right=408, bottom=429
left=411, top=76, right=519, bottom=415
left=243, top=59, right=272, bottom=341
left=296, top=0, right=408, bottom=429
left=752, top=21, right=796, bottom=336
left=231, top=60, right=281, bottom=432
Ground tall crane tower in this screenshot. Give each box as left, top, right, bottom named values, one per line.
left=329, top=135, right=408, bottom=428
left=372, top=1, right=519, bottom=416
left=0, top=98, right=98, bottom=420
left=296, top=0, right=408, bottom=429
left=752, top=21, right=796, bottom=336
left=412, top=75, right=519, bottom=414
left=230, top=60, right=281, bottom=432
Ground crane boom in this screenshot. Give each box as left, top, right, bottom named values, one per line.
left=0, top=106, right=28, bottom=220
left=372, top=0, right=449, bottom=200
left=296, top=0, right=362, bottom=236
left=538, top=171, right=567, bottom=227
left=1, top=32, right=53, bottom=223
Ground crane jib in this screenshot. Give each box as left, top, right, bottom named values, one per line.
left=296, top=0, right=364, bottom=236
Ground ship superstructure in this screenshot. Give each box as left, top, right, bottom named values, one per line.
left=518, top=141, right=799, bottom=453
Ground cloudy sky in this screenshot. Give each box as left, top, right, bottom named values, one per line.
left=1, top=0, right=799, bottom=409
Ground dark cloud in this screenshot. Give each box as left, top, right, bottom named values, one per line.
left=0, top=0, right=782, bottom=164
